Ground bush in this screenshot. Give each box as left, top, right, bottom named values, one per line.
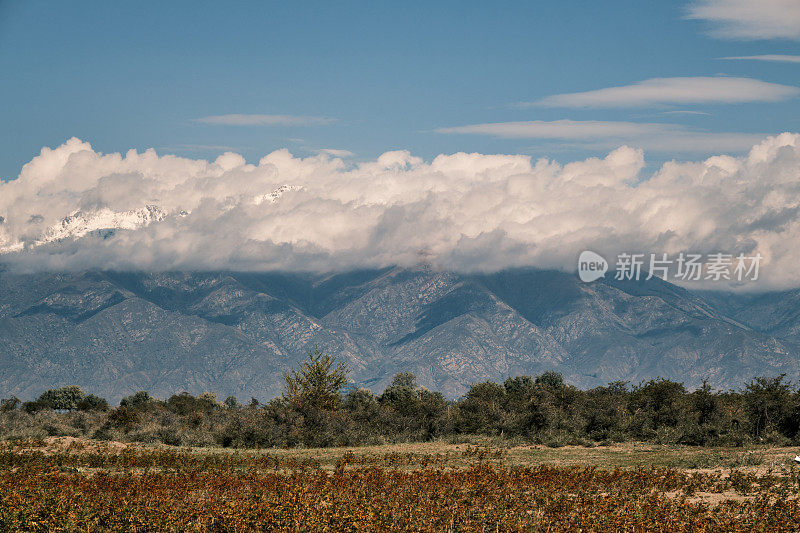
left=0, top=397, right=20, bottom=412
left=120, top=391, right=159, bottom=411
left=166, top=392, right=218, bottom=416
left=107, top=407, right=141, bottom=431
left=77, top=394, right=110, bottom=412
left=3, top=371, right=798, bottom=449
left=37, top=385, right=85, bottom=411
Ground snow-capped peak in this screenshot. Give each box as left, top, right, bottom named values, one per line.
left=253, top=185, right=302, bottom=206
left=0, top=185, right=300, bottom=254
left=36, top=205, right=169, bottom=245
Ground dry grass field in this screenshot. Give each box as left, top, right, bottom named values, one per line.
left=2, top=437, right=800, bottom=531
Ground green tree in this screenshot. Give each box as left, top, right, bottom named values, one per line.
left=120, top=391, right=158, bottom=411
left=0, top=397, right=20, bottom=412
left=37, top=385, right=85, bottom=410
left=344, top=388, right=378, bottom=412
left=679, top=380, right=723, bottom=445
left=380, top=373, right=447, bottom=438
left=504, top=375, right=535, bottom=406
left=223, top=396, right=239, bottom=409
left=388, top=372, right=417, bottom=390
left=381, top=373, right=422, bottom=417
left=691, top=380, right=719, bottom=426
left=457, top=381, right=507, bottom=435
left=743, top=375, right=792, bottom=439
left=535, top=371, right=565, bottom=390
left=583, top=382, right=629, bottom=441
left=77, top=394, right=109, bottom=412
left=166, top=392, right=217, bottom=416
left=628, top=379, right=687, bottom=441
left=283, top=351, right=349, bottom=413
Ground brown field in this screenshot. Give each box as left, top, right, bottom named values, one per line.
left=2, top=438, right=800, bottom=531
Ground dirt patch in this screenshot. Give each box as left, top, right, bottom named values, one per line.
left=36, top=436, right=130, bottom=454
left=664, top=489, right=754, bottom=506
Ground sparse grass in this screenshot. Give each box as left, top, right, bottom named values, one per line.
left=507, top=443, right=795, bottom=472
left=5, top=436, right=797, bottom=474
left=206, top=440, right=798, bottom=473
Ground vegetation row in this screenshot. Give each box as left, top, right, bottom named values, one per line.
left=3, top=352, right=800, bottom=448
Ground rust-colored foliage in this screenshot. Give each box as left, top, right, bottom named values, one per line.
left=1, top=442, right=799, bottom=532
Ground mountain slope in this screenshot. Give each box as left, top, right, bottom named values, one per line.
left=0, top=267, right=797, bottom=401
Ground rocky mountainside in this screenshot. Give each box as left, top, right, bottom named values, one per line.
left=0, top=267, right=797, bottom=402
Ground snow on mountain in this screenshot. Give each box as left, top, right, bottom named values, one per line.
left=35, top=205, right=169, bottom=246
left=0, top=241, right=23, bottom=254
left=0, top=184, right=299, bottom=255
left=253, top=185, right=302, bottom=206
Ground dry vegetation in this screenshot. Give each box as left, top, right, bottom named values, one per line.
left=3, top=438, right=800, bottom=531
left=7, top=363, right=800, bottom=530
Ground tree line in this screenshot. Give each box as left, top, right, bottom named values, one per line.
left=2, top=351, right=800, bottom=448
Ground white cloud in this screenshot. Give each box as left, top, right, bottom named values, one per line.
left=158, top=144, right=244, bottom=152
left=437, top=120, right=669, bottom=139
left=2, top=134, right=800, bottom=289
left=721, top=54, right=800, bottom=63
left=688, top=0, right=800, bottom=40
left=437, top=119, right=766, bottom=153
left=529, top=77, right=799, bottom=108
left=196, top=114, right=336, bottom=126
left=659, top=110, right=712, bottom=116
left=317, top=148, right=354, bottom=157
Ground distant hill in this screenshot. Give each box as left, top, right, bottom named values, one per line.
left=0, top=267, right=797, bottom=402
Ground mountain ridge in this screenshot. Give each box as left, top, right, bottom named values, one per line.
left=0, top=267, right=797, bottom=402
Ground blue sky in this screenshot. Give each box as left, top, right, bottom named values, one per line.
left=1, top=0, right=799, bottom=180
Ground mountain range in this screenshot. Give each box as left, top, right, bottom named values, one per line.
left=0, top=266, right=798, bottom=402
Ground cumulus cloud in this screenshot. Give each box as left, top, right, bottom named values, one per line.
left=529, top=77, right=799, bottom=108
left=195, top=114, right=336, bottom=126
left=436, top=119, right=767, bottom=153
left=2, top=134, right=800, bottom=289
left=721, top=54, right=800, bottom=63
left=687, top=0, right=800, bottom=40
